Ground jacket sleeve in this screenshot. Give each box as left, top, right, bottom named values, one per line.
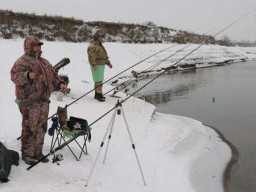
left=52, top=67, right=65, bottom=90
left=102, top=46, right=111, bottom=65
left=87, top=46, right=98, bottom=66
left=10, top=59, right=31, bottom=87
left=42, top=58, right=65, bottom=90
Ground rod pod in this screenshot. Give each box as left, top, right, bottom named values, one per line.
left=85, top=100, right=147, bottom=187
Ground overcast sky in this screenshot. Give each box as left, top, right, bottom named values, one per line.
left=1, top=0, right=255, bottom=41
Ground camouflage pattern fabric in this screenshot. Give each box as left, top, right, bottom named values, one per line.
left=24, top=36, right=43, bottom=56
left=95, top=81, right=103, bottom=94
left=93, top=29, right=106, bottom=39
left=87, top=40, right=110, bottom=67
left=19, top=102, right=49, bottom=157
left=10, top=36, right=65, bottom=158
left=11, top=55, right=64, bottom=106
left=88, top=40, right=110, bottom=94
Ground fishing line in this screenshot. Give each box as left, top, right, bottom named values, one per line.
left=105, top=29, right=215, bottom=96
left=104, top=44, right=189, bottom=96
left=104, top=43, right=183, bottom=95
left=18, top=35, right=179, bottom=140
left=120, top=10, right=255, bottom=102
left=52, top=44, right=177, bottom=117
left=27, top=10, right=254, bottom=170
left=77, top=9, right=256, bottom=139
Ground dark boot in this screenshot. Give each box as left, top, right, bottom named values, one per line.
left=94, top=93, right=105, bottom=102
left=99, top=93, right=106, bottom=100
left=22, top=154, right=37, bottom=165
left=35, top=154, right=49, bottom=163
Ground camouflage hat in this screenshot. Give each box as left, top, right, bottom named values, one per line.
left=93, top=30, right=106, bottom=38
left=24, top=36, right=43, bottom=55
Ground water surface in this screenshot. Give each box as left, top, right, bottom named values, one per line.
left=129, top=61, right=256, bottom=192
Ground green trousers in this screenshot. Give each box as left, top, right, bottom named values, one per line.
left=91, top=65, right=105, bottom=94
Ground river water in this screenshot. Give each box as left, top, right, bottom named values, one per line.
left=129, top=61, right=256, bottom=192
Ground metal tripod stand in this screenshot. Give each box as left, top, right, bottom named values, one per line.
left=85, top=100, right=146, bottom=187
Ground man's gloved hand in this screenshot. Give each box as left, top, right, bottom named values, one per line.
left=60, top=83, right=69, bottom=94
left=106, top=61, right=113, bottom=68
left=107, top=63, right=113, bottom=68
left=28, top=72, right=37, bottom=80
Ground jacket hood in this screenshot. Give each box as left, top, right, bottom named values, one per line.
left=24, top=36, right=43, bottom=55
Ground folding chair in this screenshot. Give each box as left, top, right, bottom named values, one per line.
left=49, top=106, right=91, bottom=161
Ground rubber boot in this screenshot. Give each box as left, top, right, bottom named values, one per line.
left=94, top=93, right=105, bottom=102
left=99, top=93, right=106, bottom=100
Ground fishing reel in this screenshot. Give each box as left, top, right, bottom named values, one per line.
left=52, top=154, right=64, bottom=165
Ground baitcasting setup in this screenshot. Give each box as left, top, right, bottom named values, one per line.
left=26, top=10, right=254, bottom=187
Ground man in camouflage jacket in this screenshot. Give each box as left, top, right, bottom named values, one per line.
left=10, top=36, right=68, bottom=164
left=87, top=30, right=113, bottom=102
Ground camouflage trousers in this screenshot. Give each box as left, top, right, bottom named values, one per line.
left=95, top=81, right=103, bottom=94
left=18, top=101, right=49, bottom=157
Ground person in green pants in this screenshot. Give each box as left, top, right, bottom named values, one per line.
left=87, top=30, right=113, bottom=102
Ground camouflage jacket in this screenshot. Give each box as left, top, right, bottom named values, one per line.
left=87, top=40, right=110, bottom=66
left=10, top=54, right=64, bottom=106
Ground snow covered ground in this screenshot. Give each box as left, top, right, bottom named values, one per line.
left=0, top=39, right=255, bottom=192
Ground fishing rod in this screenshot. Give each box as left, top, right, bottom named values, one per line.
left=54, top=44, right=176, bottom=115
left=105, top=29, right=214, bottom=97
left=27, top=10, right=253, bottom=170
left=104, top=43, right=181, bottom=95
left=16, top=44, right=176, bottom=141
left=105, top=43, right=192, bottom=96
left=119, top=10, right=255, bottom=103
